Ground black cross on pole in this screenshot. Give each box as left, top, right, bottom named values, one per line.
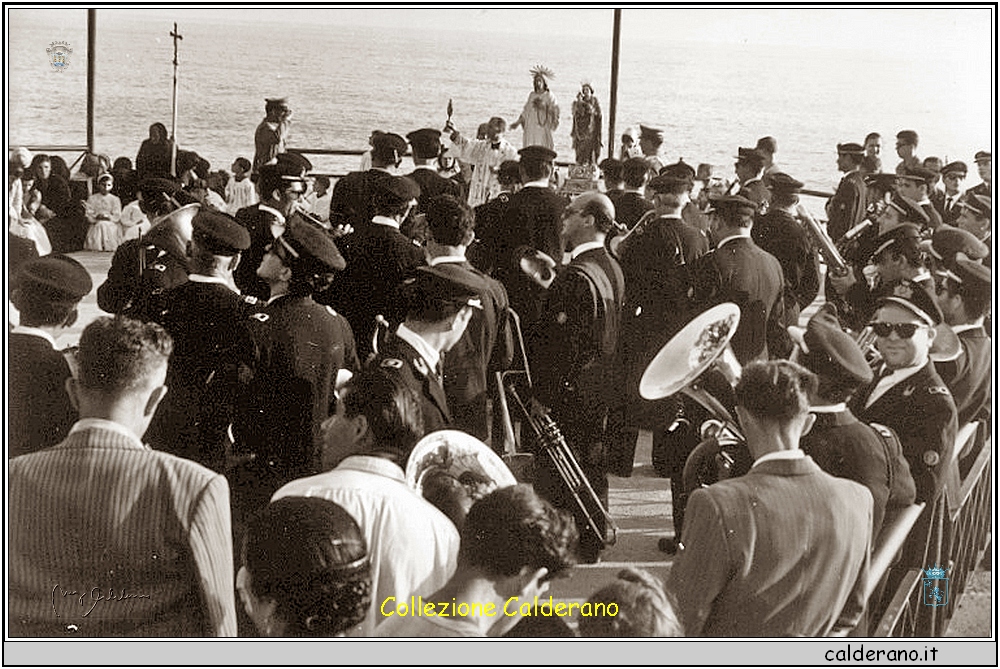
left=169, top=22, right=183, bottom=177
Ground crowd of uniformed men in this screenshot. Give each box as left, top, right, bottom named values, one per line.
left=7, top=122, right=993, bottom=637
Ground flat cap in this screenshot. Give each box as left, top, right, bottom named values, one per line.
left=942, top=255, right=992, bottom=298
left=973, top=150, right=991, bottom=163
left=376, top=175, right=421, bottom=204
left=659, top=159, right=696, bottom=181
left=711, top=194, right=758, bottom=219
left=406, top=128, right=443, bottom=160
left=837, top=142, right=866, bottom=155
left=941, top=161, right=968, bottom=176
left=15, top=254, right=93, bottom=306
left=959, top=193, right=991, bottom=218
left=895, top=129, right=919, bottom=144
left=647, top=173, right=691, bottom=195
left=518, top=145, right=558, bottom=162
left=371, top=133, right=408, bottom=164
left=802, top=304, right=873, bottom=389
left=926, top=226, right=989, bottom=264
left=768, top=172, right=804, bottom=193
left=639, top=124, right=664, bottom=140
left=897, top=166, right=937, bottom=185
left=878, top=281, right=943, bottom=326
left=735, top=147, right=765, bottom=162
left=870, top=222, right=922, bottom=260
left=192, top=209, right=251, bottom=256
left=403, top=265, right=483, bottom=320
left=277, top=216, right=346, bottom=273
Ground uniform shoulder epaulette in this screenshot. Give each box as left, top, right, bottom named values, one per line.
left=927, top=385, right=951, bottom=396
left=380, top=358, right=403, bottom=369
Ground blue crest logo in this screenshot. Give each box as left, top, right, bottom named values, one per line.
left=922, top=565, right=949, bottom=607
left=46, top=41, right=73, bottom=71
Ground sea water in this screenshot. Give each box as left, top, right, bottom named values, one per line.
left=8, top=8, right=993, bottom=194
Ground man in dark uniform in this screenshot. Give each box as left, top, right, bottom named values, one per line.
left=145, top=209, right=256, bottom=473
left=599, top=157, right=625, bottom=205
left=468, top=160, right=520, bottom=275
left=968, top=150, right=991, bottom=198
left=660, top=159, right=711, bottom=235
left=733, top=147, right=770, bottom=214
left=895, top=166, right=944, bottom=233
left=9, top=255, right=92, bottom=458
left=526, top=192, right=625, bottom=563
left=97, top=178, right=199, bottom=320
left=368, top=266, right=481, bottom=433
left=615, top=157, right=654, bottom=230
left=252, top=97, right=291, bottom=179
left=233, top=219, right=355, bottom=529
left=406, top=128, right=462, bottom=213
left=495, top=145, right=567, bottom=327
left=956, top=194, right=992, bottom=268
left=320, top=175, right=426, bottom=360
left=638, top=124, right=666, bottom=178
left=233, top=152, right=313, bottom=300
left=826, top=142, right=868, bottom=242
left=328, top=132, right=408, bottom=234
left=850, top=286, right=959, bottom=503
left=752, top=172, right=821, bottom=326
left=935, top=257, right=992, bottom=426
left=923, top=226, right=989, bottom=281
left=797, top=305, right=916, bottom=537
left=931, top=161, right=968, bottom=226
left=425, top=194, right=513, bottom=442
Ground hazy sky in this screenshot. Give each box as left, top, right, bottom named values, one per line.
left=86, top=5, right=992, bottom=56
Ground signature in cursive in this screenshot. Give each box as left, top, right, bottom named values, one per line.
left=52, top=584, right=151, bottom=618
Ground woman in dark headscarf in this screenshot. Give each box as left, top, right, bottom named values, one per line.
left=136, top=122, right=174, bottom=179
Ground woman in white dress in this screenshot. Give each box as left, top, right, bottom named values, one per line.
left=510, top=66, right=560, bottom=151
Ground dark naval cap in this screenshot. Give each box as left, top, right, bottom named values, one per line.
left=15, top=254, right=93, bottom=306
left=974, top=150, right=991, bottom=163
left=403, top=265, right=483, bottom=320
left=275, top=151, right=313, bottom=176
left=870, top=223, right=922, bottom=260
left=802, top=304, right=873, bottom=389
left=192, top=209, right=251, bottom=256
left=376, top=175, right=421, bottom=205
left=942, top=255, right=992, bottom=298
left=277, top=218, right=346, bottom=273
left=941, top=161, right=968, bottom=176
left=519, top=145, right=558, bottom=163
left=371, top=133, right=409, bottom=164
left=139, top=176, right=181, bottom=201
left=406, top=129, right=443, bottom=160
left=768, top=172, right=804, bottom=193
left=886, top=194, right=930, bottom=227
left=659, top=159, right=696, bottom=181
left=897, top=166, right=936, bottom=185
left=647, top=173, right=691, bottom=195
left=735, top=147, right=765, bottom=162
left=639, top=124, right=664, bottom=141
left=711, top=194, right=758, bottom=219
left=926, top=226, right=989, bottom=264
left=878, top=281, right=943, bottom=326
left=265, top=97, right=288, bottom=106
left=837, top=142, right=865, bottom=156
left=959, top=193, right=991, bottom=218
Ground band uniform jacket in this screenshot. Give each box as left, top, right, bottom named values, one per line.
left=752, top=208, right=821, bottom=324
left=616, top=215, right=709, bottom=427
left=407, top=167, right=463, bottom=214
left=233, top=203, right=284, bottom=301
left=614, top=191, right=655, bottom=231
left=144, top=279, right=261, bottom=472
left=236, top=295, right=359, bottom=493
left=432, top=260, right=514, bottom=441
left=689, top=234, right=791, bottom=365
left=850, top=361, right=959, bottom=503
left=96, top=223, right=188, bottom=321
left=8, top=332, right=77, bottom=459
left=667, top=456, right=872, bottom=637
left=8, top=423, right=236, bottom=637
left=468, top=191, right=513, bottom=275
left=328, top=169, right=394, bottom=234
left=826, top=170, right=868, bottom=242
left=935, top=325, right=992, bottom=425
left=494, top=185, right=567, bottom=327
left=801, top=408, right=917, bottom=538
left=369, top=332, right=451, bottom=432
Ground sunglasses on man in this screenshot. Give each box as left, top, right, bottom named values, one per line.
left=869, top=322, right=925, bottom=339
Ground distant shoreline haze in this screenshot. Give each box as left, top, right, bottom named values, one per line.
left=8, top=8, right=992, bottom=192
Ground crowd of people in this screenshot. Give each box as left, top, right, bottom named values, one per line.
left=7, top=97, right=993, bottom=638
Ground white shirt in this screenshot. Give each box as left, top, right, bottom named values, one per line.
left=428, top=255, right=466, bottom=266
left=310, top=192, right=331, bottom=223
left=371, top=215, right=400, bottom=230
left=752, top=448, right=805, bottom=469
left=395, top=323, right=440, bottom=372
left=570, top=240, right=605, bottom=260
left=10, top=325, right=56, bottom=348
left=865, top=362, right=925, bottom=408
left=716, top=229, right=752, bottom=250
left=809, top=403, right=848, bottom=414
left=272, top=454, right=460, bottom=637
left=69, top=418, right=145, bottom=447
left=226, top=177, right=258, bottom=215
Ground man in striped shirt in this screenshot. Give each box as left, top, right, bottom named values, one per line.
left=9, top=316, right=237, bottom=637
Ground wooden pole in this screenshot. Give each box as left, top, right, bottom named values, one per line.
left=87, top=9, right=96, bottom=155
left=169, top=22, right=183, bottom=177
left=607, top=9, right=622, bottom=160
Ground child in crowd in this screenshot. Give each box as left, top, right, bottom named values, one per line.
left=226, top=157, right=258, bottom=214
left=84, top=173, right=122, bottom=251
left=309, top=175, right=332, bottom=225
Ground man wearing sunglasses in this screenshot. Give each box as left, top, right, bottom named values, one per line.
left=931, top=161, right=968, bottom=226
left=849, top=286, right=958, bottom=503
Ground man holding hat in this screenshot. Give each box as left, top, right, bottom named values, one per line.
left=935, top=256, right=992, bottom=426
left=895, top=166, right=944, bottom=232
left=796, top=305, right=916, bottom=537
left=931, top=161, right=968, bottom=225
left=968, top=150, right=991, bottom=198
left=9, top=255, right=93, bottom=458
left=956, top=194, right=992, bottom=268
left=97, top=177, right=200, bottom=320
left=406, top=128, right=462, bottom=213
left=144, top=210, right=257, bottom=473
left=826, top=142, right=868, bottom=242
left=444, top=116, right=519, bottom=207
left=849, top=285, right=959, bottom=503
left=233, top=152, right=313, bottom=300
left=252, top=97, right=291, bottom=179
left=329, top=132, right=409, bottom=232
left=733, top=147, right=770, bottom=214
left=638, top=124, right=666, bottom=178
left=894, top=129, right=921, bottom=175
left=322, top=175, right=426, bottom=361
left=233, top=219, right=355, bottom=529
left=495, top=145, right=567, bottom=327
left=368, top=265, right=482, bottom=432
left=753, top=172, right=821, bottom=326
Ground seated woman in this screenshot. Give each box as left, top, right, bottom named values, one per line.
left=237, top=497, right=372, bottom=637
left=84, top=173, right=122, bottom=251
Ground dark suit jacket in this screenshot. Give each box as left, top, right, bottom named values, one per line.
left=752, top=208, right=821, bottom=320
left=851, top=361, right=959, bottom=503
left=368, top=332, right=451, bottom=433
left=97, top=224, right=189, bottom=320
left=432, top=260, right=513, bottom=441
left=690, top=235, right=790, bottom=364
left=469, top=191, right=513, bottom=275
left=930, top=190, right=964, bottom=226
left=827, top=170, right=868, bottom=241
left=233, top=203, right=285, bottom=300
left=328, top=169, right=394, bottom=233
left=8, top=332, right=77, bottom=458
left=9, top=424, right=235, bottom=636
left=614, top=191, right=654, bottom=230
left=408, top=167, right=462, bottom=213
left=936, top=325, right=992, bottom=425
left=667, top=455, right=872, bottom=637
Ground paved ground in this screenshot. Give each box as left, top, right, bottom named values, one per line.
left=31, top=251, right=992, bottom=636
